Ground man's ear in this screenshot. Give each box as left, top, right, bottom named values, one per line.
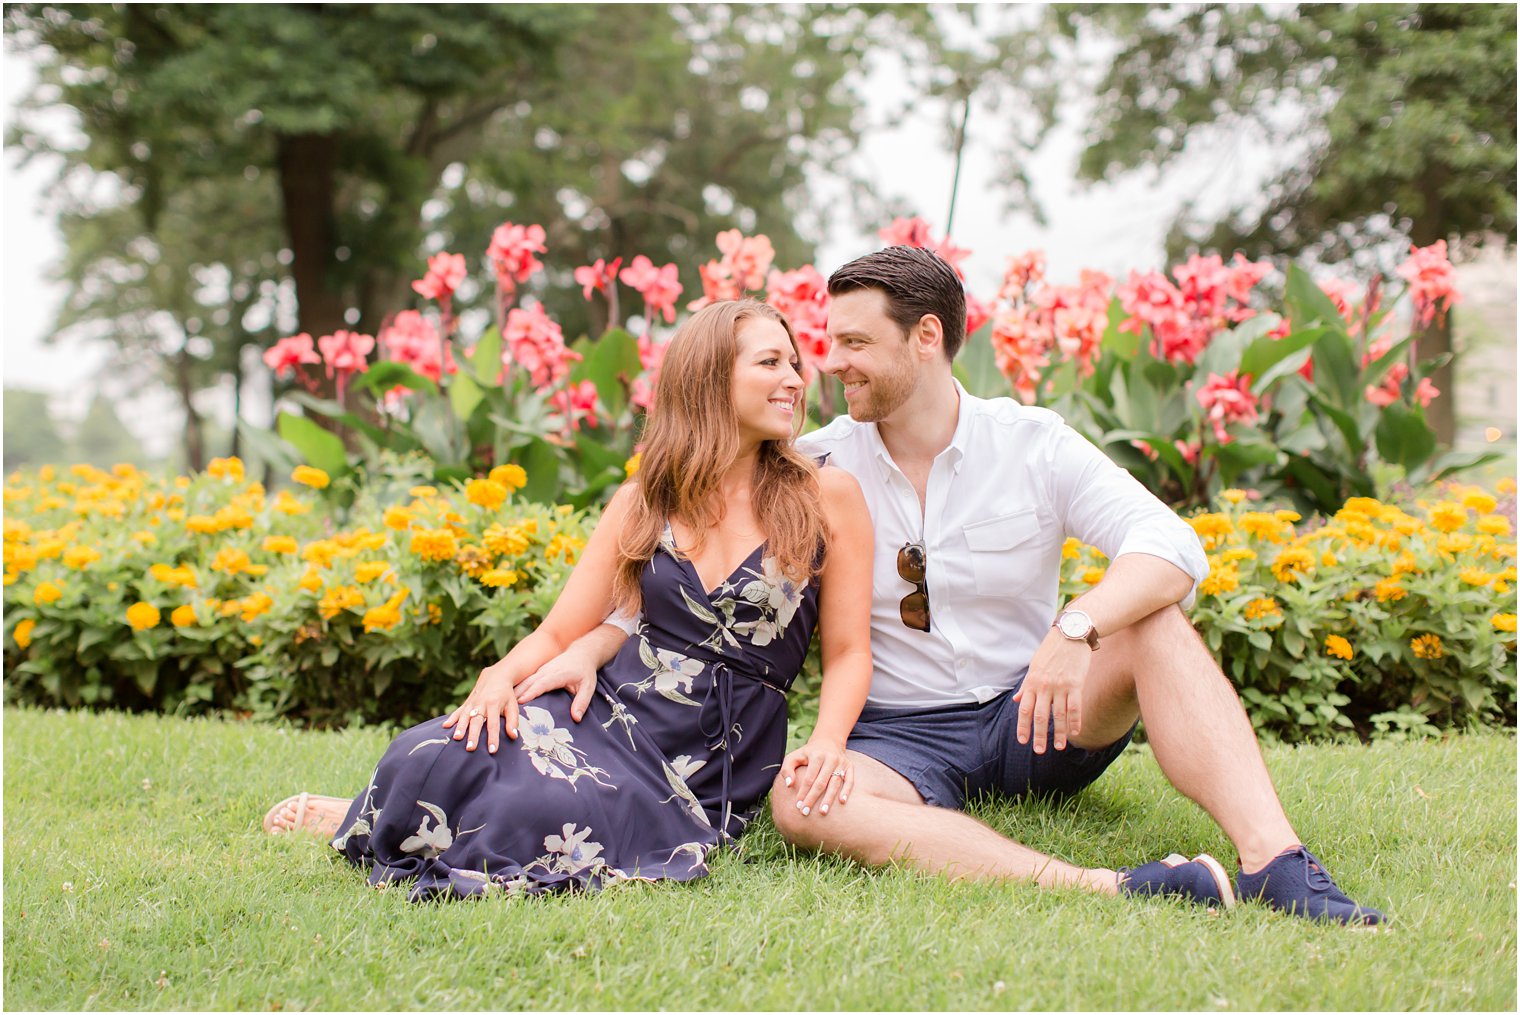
left=912, top=314, right=945, bottom=360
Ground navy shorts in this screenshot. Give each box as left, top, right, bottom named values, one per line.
left=846, top=688, right=1136, bottom=810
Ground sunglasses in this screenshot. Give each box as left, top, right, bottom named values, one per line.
left=897, top=542, right=930, bottom=632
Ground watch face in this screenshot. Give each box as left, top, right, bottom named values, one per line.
left=1059, top=612, right=1088, bottom=638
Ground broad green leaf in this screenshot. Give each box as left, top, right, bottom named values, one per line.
left=570, top=327, right=641, bottom=418
left=1100, top=296, right=1140, bottom=360
left=468, top=327, right=503, bottom=385
left=1283, top=263, right=1347, bottom=332
left=449, top=369, right=484, bottom=422
left=1196, top=313, right=1273, bottom=381
left=235, top=419, right=301, bottom=476
left=517, top=438, right=564, bottom=505
left=1310, top=327, right=1361, bottom=409
left=1241, top=324, right=1325, bottom=388
left=1103, top=429, right=1193, bottom=484
left=1374, top=401, right=1437, bottom=469
left=952, top=328, right=1006, bottom=399
left=351, top=361, right=439, bottom=398
left=276, top=411, right=349, bottom=476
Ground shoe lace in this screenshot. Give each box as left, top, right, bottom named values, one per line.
left=1304, top=857, right=1332, bottom=891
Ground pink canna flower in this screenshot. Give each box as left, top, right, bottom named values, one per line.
left=999, top=251, right=1046, bottom=299
left=264, top=333, right=322, bottom=378
left=379, top=310, right=456, bottom=383
left=1396, top=239, right=1460, bottom=327
left=1224, top=253, right=1272, bottom=307
left=715, top=230, right=775, bottom=291
left=620, top=256, right=684, bottom=324
left=574, top=257, right=624, bottom=302
left=317, top=330, right=375, bottom=380
left=549, top=380, right=602, bottom=432
left=990, top=305, right=1053, bottom=403
left=765, top=265, right=832, bottom=377
left=486, top=222, right=548, bottom=293
left=501, top=303, right=580, bottom=391
left=1195, top=370, right=1259, bottom=444
left=1317, top=277, right=1360, bottom=326
left=412, top=252, right=467, bottom=303
left=879, top=216, right=935, bottom=248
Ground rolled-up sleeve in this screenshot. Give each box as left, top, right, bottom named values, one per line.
left=1047, top=424, right=1209, bottom=609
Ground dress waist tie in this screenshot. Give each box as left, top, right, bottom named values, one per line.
left=699, top=660, right=738, bottom=843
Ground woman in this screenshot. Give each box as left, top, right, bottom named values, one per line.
left=263, top=300, right=874, bottom=901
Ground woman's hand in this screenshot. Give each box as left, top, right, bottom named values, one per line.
left=779, top=736, right=853, bottom=817
left=441, top=657, right=520, bottom=754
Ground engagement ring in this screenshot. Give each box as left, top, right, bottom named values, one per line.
left=831, top=770, right=846, bottom=779
left=468, top=707, right=483, bottom=718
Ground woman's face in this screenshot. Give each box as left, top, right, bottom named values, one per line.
left=731, top=317, right=805, bottom=445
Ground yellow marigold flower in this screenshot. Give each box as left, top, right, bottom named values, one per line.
left=1428, top=501, right=1467, bottom=533
left=1324, top=635, right=1353, bottom=660
left=409, top=485, right=438, bottom=499
left=1477, top=514, right=1512, bottom=537
left=1493, top=581, right=1509, bottom=595
left=211, top=547, right=253, bottom=575
left=165, top=507, right=186, bottom=522
left=1061, top=537, right=1082, bottom=560
left=1460, top=567, right=1493, bottom=587
left=1199, top=561, right=1239, bottom=597
left=546, top=533, right=585, bottom=564
left=1270, top=547, right=1314, bottom=584
left=1217, top=547, right=1254, bottom=565
left=355, top=561, right=390, bottom=584
left=453, top=545, right=492, bottom=578
left=1342, top=497, right=1383, bottom=516
left=171, top=604, right=198, bottom=628
left=63, top=545, right=101, bottom=569
left=483, top=523, right=533, bottom=557
left=1501, top=567, right=1517, bottom=582
left=410, top=528, right=458, bottom=562
left=1462, top=490, right=1498, bottom=514
left=207, top=456, right=246, bottom=482
left=1497, top=477, right=1516, bottom=496
left=36, top=537, right=66, bottom=560
left=302, top=539, right=342, bottom=568
left=13, top=618, right=35, bottom=650
left=1410, top=633, right=1444, bottom=660
left=1243, top=597, right=1283, bottom=625
left=1273, top=509, right=1301, bottom=525
left=489, top=464, right=528, bottom=492
left=1320, top=551, right=1337, bottom=567
left=319, top=585, right=365, bottom=620
left=1080, top=566, right=1106, bottom=585
left=1219, top=488, right=1247, bottom=505
left=126, top=602, right=161, bottom=630
left=383, top=505, right=415, bottom=531
left=1238, top=513, right=1285, bottom=542
left=262, top=536, right=299, bottom=555
left=624, top=453, right=642, bottom=479
left=132, top=530, right=157, bottom=546
left=1344, top=520, right=1378, bottom=546
left=1189, top=513, right=1234, bottom=551
left=1374, top=576, right=1407, bottom=602
left=33, top=581, right=63, bottom=605
left=272, top=490, right=310, bottom=516
left=3, top=519, right=31, bottom=542
left=426, top=602, right=443, bottom=625
left=297, top=567, right=324, bottom=593
left=479, top=568, right=520, bottom=588
left=38, top=464, right=55, bottom=482
left=186, top=514, right=219, bottom=534
left=5, top=544, right=39, bottom=573
left=292, top=465, right=331, bottom=489
left=1437, top=533, right=1475, bottom=556
left=1390, top=553, right=1420, bottom=577
left=239, top=592, right=274, bottom=622
left=1492, top=613, right=1517, bottom=633
left=362, top=589, right=409, bottom=633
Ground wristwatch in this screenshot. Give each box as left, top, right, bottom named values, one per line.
left=1053, top=608, right=1100, bottom=650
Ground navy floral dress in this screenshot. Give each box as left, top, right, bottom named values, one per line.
left=330, top=524, right=819, bottom=901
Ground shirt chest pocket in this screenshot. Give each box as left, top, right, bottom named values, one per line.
left=962, top=509, right=1046, bottom=598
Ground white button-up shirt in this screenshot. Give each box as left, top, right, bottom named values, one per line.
left=797, top=385, right=1208, bottom=709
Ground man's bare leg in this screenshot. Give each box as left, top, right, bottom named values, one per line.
left=770, top=753, right=1119, bottom=893
left=1071, top=604, right=1299, bottom=873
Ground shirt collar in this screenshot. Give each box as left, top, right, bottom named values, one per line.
left=868, top=379, right=976, bottom=477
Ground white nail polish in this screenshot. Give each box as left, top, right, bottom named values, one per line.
left=466, top=741, right=475, bottom=749
left=820, top=804, right=829, bottom=814
left=795, top=800, right=804, bottom=810
left=784, top=777, right=793, bottom=787
left=802, top=806, right=810, bottom=816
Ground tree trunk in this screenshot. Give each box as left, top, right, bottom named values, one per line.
left=276, top=133, right=347, bottom=339
left=173, top=346, right=206, bottom=473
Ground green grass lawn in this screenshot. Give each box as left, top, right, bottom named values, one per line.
left=4, top=707, right=1515, bottom=1011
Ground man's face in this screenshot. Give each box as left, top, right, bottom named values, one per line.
left=823, top=289, right=921, bottom=423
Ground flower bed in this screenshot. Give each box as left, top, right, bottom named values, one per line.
left=4, top=462, right=1514, bottom=738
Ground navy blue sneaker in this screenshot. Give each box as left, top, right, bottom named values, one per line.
left=1235, top=846, right=1385, bottom=926
left=1119, top=853, right=1235, bottom=908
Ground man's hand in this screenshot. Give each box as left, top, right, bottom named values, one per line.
left=1014, top=631, right=1093, bottom=753
left=515, top=652, right=598, bottom=722
left=441, top=658, right=520, bottom=754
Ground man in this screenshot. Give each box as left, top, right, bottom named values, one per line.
left=764, top=245, right=1382, bottom=924
left=510, top=246, right=1382, bottom=924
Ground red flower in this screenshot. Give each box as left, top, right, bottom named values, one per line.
left=620, top=256, right=684, bottom=323
left=412, top=252, right=467, bottom=302
left=999, top=250, right=1046, bottom=299
left=766, top=265, right=831, bottom=377
left=263, top=333, right=322, bottom=378
left=877, top=217, right=971, bottom=278
left=990, top=305, right=1053, bottom=403
left=1396, top=239, right=1460, bottom=327
left=964, top=292, right=993, bottom=338
left=380, top=310, right=455, bottom=383
left=549, top=380, right=602, bottom=431
left=317, top=330, right=375, bottom=381
left=574, top=257, right=623, bottom=301
left=486, top=222, right=548, bottom=293
left=1195, top=370, right=1259, bottom=444
left=501, top=303, right=579, bottom=391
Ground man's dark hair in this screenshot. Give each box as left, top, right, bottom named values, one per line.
left=826, top=245, right=967, bottom=360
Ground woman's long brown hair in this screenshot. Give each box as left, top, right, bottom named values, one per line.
left=612, top=299, right=826, bottom=613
